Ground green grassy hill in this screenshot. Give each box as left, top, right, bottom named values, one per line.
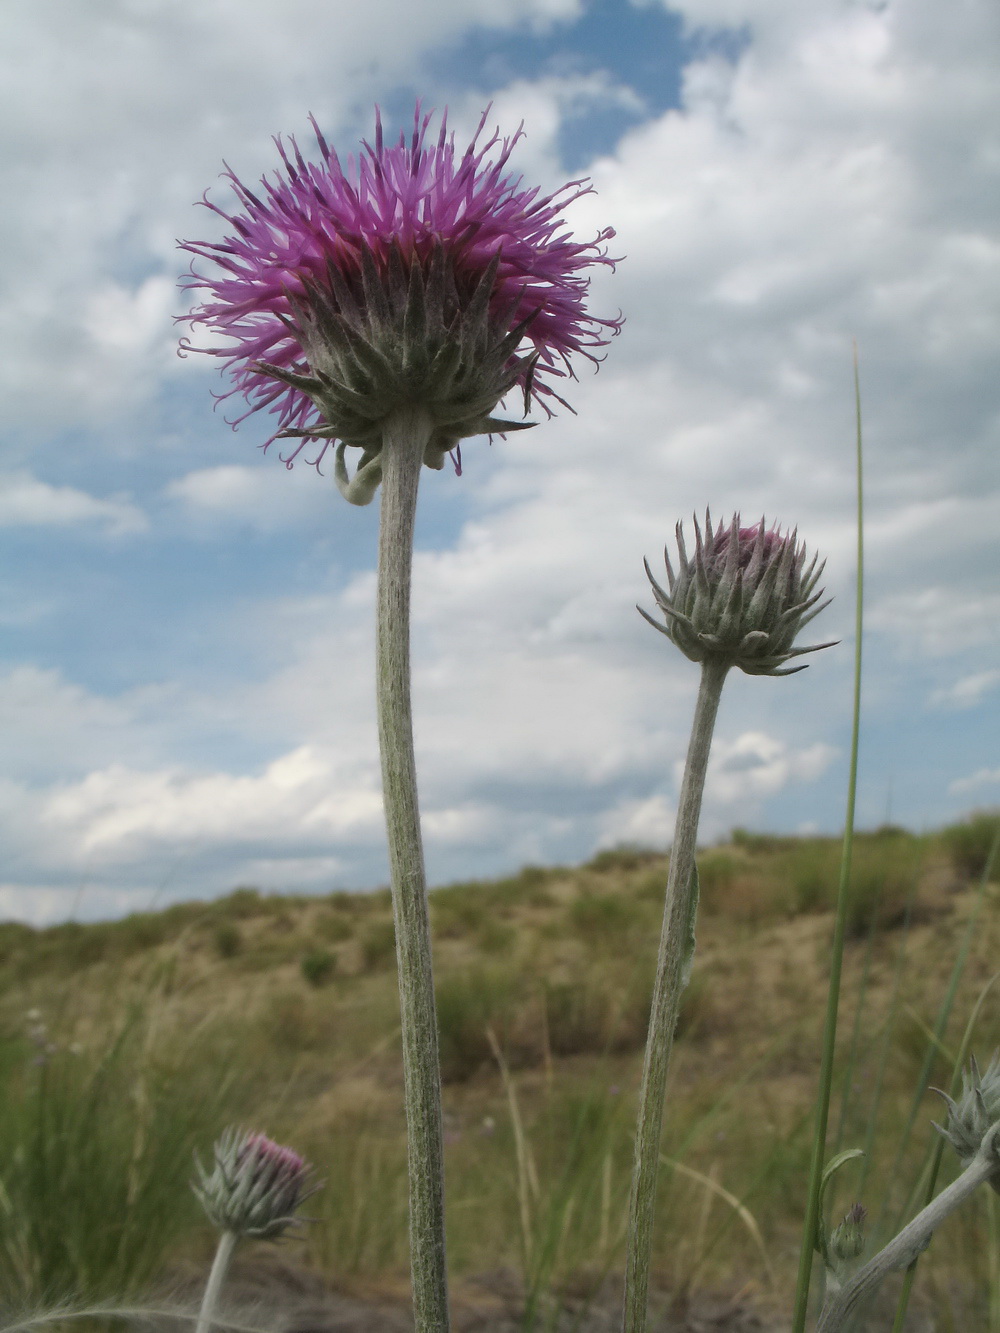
left=0, top=813, right=997, bottom=1327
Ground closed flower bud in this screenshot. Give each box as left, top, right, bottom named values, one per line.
left=829, top=1202, right=867, bottom=1266
left=933, top=1054, right=1000, bottom=1183
left=193, top=1127, right=318, bottom=1239
left=640, top=511, right=836, bottom=676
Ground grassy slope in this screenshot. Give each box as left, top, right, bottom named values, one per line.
left=0, top=818, right=998, bottom=1323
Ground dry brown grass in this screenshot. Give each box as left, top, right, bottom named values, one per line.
left=0, top=826, right=998, bottom=1323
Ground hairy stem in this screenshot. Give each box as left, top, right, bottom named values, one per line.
left=817, top=1129, right=1000, bottom=1332
left=376, top=406, right=450, bottom=1333
left=622, top=656, right=729, bottom=1333
left=194, top=1230, right=237, bottom=1333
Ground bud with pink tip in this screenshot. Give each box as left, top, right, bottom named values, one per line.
left=640, top=511, right=836, bottom=676
left=193, top=1127, right=318, bottom=1239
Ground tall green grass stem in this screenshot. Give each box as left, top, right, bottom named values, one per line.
left=790, top=347, right=865, bottom=1333
left=194, top=1230, right=237, bottom=1333
left=376, top=406, right=450, bottom=1333
left=622, top=656, right=729, bottom=1333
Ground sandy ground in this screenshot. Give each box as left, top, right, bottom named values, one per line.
left=160, top=1254, right=779, bottom=1333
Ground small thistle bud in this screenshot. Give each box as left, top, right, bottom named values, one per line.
left=829, top=1202, right=867, bottom=1266
left=933, top=1053, right=1000, bottom=1180
left=640, top=511, right=837, bottom=676
left=193, top=1127, right=318, bottom=1239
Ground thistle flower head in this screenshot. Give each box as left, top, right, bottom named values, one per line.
left=193, top=1127, right=318, bottom=1239
left=933, top=1053, right=1000, bottom=1176
left=640, top=511, right=836, bottom=676
left=179, top=103, right=620, bottom=501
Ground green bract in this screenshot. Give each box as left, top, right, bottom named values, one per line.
left=934, top=1054, right=1000, bottom=1182
left=640, top=511, right=836, bottom=676
left=261, top=243, right=538, bottom=504
left=193, top=1127, right=318, bottom=1239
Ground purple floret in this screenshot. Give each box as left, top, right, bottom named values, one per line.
left=179, top=104, right=621, bottom=468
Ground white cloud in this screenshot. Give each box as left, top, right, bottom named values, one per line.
left=701, top=732, right=837, bottom=808
left=949, top=767, right=1000, bottom=797
left=597, top=794, right=675, bottom=850
left=165, top=464, right=331, bottom=529
left=0, top=472, right=147, bottom=535
left=39, top=746, right=383, bottom=861
left=0, top=0, right=996, bottom=915
left=930, top=669, right=1000, bottom=711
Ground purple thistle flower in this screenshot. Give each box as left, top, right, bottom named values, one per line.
left=179, top=103, right=621, bottom=493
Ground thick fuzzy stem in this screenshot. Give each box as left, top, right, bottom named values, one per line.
left=376, top=406, right=450, bottom=1333
left=194, top=1230, right=237, bottom=1333
left=817, top=1127, right=1000, bottom=1332
left=622, top=657, right=729, bottom=1333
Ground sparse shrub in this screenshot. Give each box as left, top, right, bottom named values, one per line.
left=213, top=922, right=242, bottom=959
left=941, top=810, right=1000, bottom=881
left=544, top=978, right=614, bottom=1057
left=264, top=991, right=334, bottom=1051
left=783, top=840, right=839, bottom=915
left=430, top=888, right=487, bottom=938
left=476, top=919, right=516, bottom=955
left=216, top=886, right=263, bottom=919
left=361, top=919, right=397, bottom=971
left=634, top=867, right=668, bottom=901
left=845, top=831, right=924, bottom=934
left=730, top=828, right=793, bottom=855
left=491, top=868, right=556, bottom=908
left=315, top=911, right=354, bottom=943
left=435, top=968, right=522, bottom=1081
left=694, top=853, right=739, bottom=910
left=569, top=891, right=634, bottom=945
left=588, top=844, right=663, bottom=874
left=0, top=921, right=35, bottom=967
left=301, top=948, right=336, bottom=987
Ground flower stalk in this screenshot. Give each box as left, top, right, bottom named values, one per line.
left=624, top=514, right=833, bottom=1332
left=622, top=656, right=729, bottom=1333
left=376, top=405, right=450, bottom=1333
left=193, top=1230, right=237, bottom=1333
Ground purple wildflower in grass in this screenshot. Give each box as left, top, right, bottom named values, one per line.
left=179, top=103, right=621, bottom=497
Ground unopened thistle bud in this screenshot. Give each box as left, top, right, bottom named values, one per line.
left=934, top=1054, right=1000, bottom=1186
left=829, top=1202, right=867, bottom=1267
left=640, top=511, right=836, bottom=676
left=193, top=1127, right=318, bottom=1239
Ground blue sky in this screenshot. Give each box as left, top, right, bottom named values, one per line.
left=1, top=0, right=998, bottom=922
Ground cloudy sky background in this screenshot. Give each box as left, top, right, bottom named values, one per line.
left=1, top=0, right=997, bottom=923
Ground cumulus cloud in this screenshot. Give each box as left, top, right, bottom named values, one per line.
left=0, top=0, right=996, bottom=917
left=930, top=669, right=1000, bottom=711
left=949, top=767, right=1000, bottom=797
left=165, top=464, right=330, bottom=530
left=0, top=472, right=147, bottom=535
left=701, top=732, right=837, bottom=810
